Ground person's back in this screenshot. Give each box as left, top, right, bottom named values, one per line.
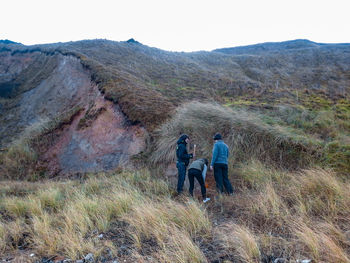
left=188, top=158, right=206, bottom=171
left=211, top=140, right=229, bottom=165
left=188, top=158, right=210, bottom=203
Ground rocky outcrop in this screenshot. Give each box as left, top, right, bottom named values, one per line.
left=40, top=91, right=145, bottom=175
left=0, top=51, right=146, bottom=175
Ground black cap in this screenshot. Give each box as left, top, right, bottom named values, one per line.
left=213, top=133, right=222, bottom=140
left=178, top=134, right=190, bottom=144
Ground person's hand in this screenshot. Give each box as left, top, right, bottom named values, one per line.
left=210, top=165, right=213, bottom=171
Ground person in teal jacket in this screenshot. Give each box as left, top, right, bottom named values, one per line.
left=210, top=133, right=233, bottom=194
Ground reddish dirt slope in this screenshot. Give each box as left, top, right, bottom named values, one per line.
left=0, top=52, right=146, bottom=175
left=41, top=92, right=146, bottom=176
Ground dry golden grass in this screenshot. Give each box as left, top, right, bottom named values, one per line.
left=158, top=227, right=207, bottom=263
left=250, top=183, right=290, bottom=228
left=1, top=160, right=350, bottom=262
left=0, top=170, right=210, bottom=261
left=124, top=198, right=210, bottom=263
left=215, top=223, right=261, bottom=263
left=293, top=221, right=350, bottom=263
left=294, top=168, right=350, bottom=218
left=208, top=160, right=350, bottom=262
left=0, top=221, right=6, bottom=253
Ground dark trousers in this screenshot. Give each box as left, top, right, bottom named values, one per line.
left=214, top=163, right=233, bottom=194
left=177, top=162, right=187, bottom=193
left=188, top=168, right=206, bottom=199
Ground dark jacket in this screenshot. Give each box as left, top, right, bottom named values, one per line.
left=176, top=136, right=193, bottom=166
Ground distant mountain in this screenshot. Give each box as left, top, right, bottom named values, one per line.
left=0, top=39, right=21, bottom=45
left=214, top=39, right=350, bottom=55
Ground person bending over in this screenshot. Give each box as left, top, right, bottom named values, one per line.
left=188, top=158, right=210, bottom=203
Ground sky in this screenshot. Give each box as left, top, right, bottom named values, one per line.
left=1, top=0, right=350, bottom=52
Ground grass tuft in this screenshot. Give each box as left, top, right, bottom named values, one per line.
left=216, top=223, right=261, bottom=263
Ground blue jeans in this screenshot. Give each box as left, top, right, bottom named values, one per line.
left=214, top=163, right=233, bottom=194
left=177, top=162, right=186, bottom=193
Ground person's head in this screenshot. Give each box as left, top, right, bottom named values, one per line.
left=203, top=158, right=209, bottom=166
left=178, top=134, right=190, bottom=144
left=213, top=133, right=222, bottom=141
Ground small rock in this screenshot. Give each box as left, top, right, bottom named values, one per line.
left=84, top=253, right=94, bottom=262
left=30, top=253, right=35, bottom=257
left=76, top=260, right=84, bottom=263
left=274, top=258, right=287, bottom=263
left=112, top=261, right=119, bottom=263
left=98, top=234, right=104, bottom=239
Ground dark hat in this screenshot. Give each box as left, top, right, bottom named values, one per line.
left=213, top=133, right=222, bottom=140
left=180, top=134, right=189, bottom=140
left=177, top=134, right=190, bottom=144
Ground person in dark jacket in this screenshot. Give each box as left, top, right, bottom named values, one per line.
left=188, top=158, right=210, bottom=203
left=176, top=134, right=194, bottom=194
left=210, top=133, right=233, bottom=194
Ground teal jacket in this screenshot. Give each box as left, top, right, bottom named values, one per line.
left=211, top=140, right=229, bottom=166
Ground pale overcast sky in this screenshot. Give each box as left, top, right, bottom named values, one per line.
left=1, top=0, right=349, bottom=52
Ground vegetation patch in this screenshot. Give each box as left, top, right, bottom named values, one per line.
left=77, top=105, right=106, bottom=130
left=151, top=102, right=321, bottom=169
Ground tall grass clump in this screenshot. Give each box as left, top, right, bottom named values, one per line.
left=0, top=221, right=7, bottom=253
left=292, top=221, right=350, bottom=263
left=215, top=223, right=261, bottom=263
left=291, top=168, right=350, bottom=218
left=125, top=198, right=210, bottom=263
left=151, top=102, right=321, bottom=169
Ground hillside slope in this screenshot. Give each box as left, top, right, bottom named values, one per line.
left=0, top=39, right=349, bottom=176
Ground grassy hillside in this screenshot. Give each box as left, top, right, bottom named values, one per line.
left=1, top=39, right=349, bottom=130
left=0, top=39, right=349, bottom=173
left=0, top=39, right=350, bottom=261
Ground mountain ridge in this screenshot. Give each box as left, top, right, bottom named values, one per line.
left=2, top=38, right=350, bottom=53
left=213, top=39, right=350, bottom=55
